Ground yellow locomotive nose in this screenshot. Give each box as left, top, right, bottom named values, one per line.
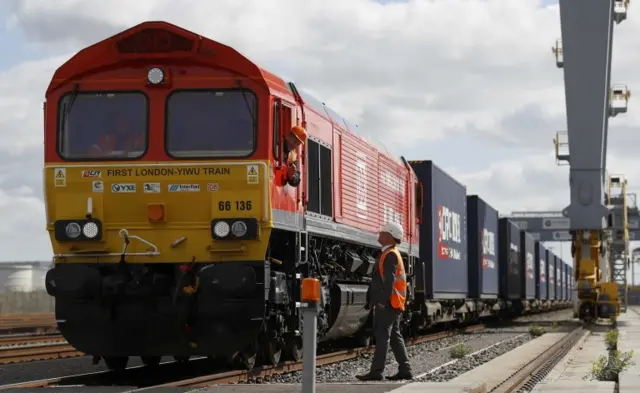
left=46, top=162, right=271, bottom=264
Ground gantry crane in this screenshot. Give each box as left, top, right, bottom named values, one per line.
left=511, top=0, right=632, bottom=323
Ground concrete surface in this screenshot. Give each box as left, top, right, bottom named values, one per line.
left=0, top=290, right=54, bottom=314
left=529, top=380, right=615, bottom=392
left=388, top=382, right=485, bottom=393
left=618, top=306, right=640, bottom=392
left=447, top=330, right=570, bottom=391
left=542, top=328, right=609, bottom=381
left=195, top=383, right=404, bottom=393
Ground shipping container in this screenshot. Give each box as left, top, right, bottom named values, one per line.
left=466, top=195, right=499, bottom=299
left=498, top=218, right=521, bottom=300
left=519, top=231, right=536, bottom=299
left=555, top=257, right=562, bottom=300
left=569, top=266, right=573, bottom=301
left=564, top=263, right=570, bottom=300
left=548, top=254, right=556, bottom=299
left=561, top=262, right=565, bottom=300
left=411, top=161, right=468, bottom=299
left=535, top=242, right=548, bottom=300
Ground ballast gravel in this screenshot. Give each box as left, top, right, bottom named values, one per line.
left=266, top=328, right=530, bottom=384
left=419, top=333, right=533, bottom=382
left=0, top=309, right=573, bottom=386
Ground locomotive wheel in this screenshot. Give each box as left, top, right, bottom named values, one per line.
left=263, top=339, right=282, bottom=366
left=285, top=336, right=303, bottom=361
left=104, top=356, right=128, bottom=372
left=141, top=356, right=161, bottom=367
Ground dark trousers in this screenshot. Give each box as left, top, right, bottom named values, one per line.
left=370, top=306, right=411, bottom=374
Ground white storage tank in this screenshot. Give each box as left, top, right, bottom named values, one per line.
left=5, top=266, right=46, bottom=292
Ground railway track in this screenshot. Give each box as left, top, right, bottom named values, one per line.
left=0, top=340, right=83, bottom=365
left=0, top=323, right=487, bottom=390
left=487, top=324, right=585, bottom=393
left=0, top=313, right=57, bottom=335
left=0, top=333, right=65, bottom=346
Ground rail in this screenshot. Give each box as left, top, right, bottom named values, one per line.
left=488, top=325, right=585, bottom=393
left=0, top=324, right=487, bottom=390
left=0, top=333, right=64, bottom=346
left=0, top=341, right=82, bottom=364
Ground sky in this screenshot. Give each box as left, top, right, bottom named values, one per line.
left=0, top=0, right=638, bottom=283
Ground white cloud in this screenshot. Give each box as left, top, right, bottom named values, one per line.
left=1, top=0, right=639, bottom=265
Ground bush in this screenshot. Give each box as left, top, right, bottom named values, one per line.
left=604, top=329, right=619, bottom=350
left=450, top=343, right=472, bottom=358
left=529, top=325, right=547, bottom=337
left=589, top=350, right=635, bottom=381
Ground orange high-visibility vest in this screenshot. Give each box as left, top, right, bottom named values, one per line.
left=378, top=246, right=407, bottom=311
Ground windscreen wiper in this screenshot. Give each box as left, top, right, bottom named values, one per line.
left=59, top=83, right=79, bottom=132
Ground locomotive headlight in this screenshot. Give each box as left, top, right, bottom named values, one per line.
left=231, top=221, right=248, bottom=237
left=147, top=67, right=164, bottom=84
left=82, top=221, right=99, bottom=239
left=65, top=222, right=81, bottom=239
left=213, top=221, right=231, bottom=238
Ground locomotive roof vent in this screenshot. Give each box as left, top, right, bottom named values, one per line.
left=116, top=28, right=196, bottom=54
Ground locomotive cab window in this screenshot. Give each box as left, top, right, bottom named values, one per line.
left=306, top=139, right=333, bottom=217
left=166, top=89, right=257, bottom=158
left=273, top=100, right=280, bottom=161
left=57, top=92, right=148, bottom=160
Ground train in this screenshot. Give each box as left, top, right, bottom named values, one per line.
left=41, top=21, right=573, bottom=372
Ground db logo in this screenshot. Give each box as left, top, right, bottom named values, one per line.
left=207, top=183, right=219, bottom=192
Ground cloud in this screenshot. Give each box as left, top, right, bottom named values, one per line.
left=1, top=0, right=639, bottom=261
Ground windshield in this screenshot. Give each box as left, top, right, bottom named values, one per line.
left=58, top=92, right=148, bottom=160
left=166, top=89, right=256, bottom=158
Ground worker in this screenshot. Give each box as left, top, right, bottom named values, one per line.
left=88, top=115, right=143, bottom=157
left=356, top=222, right=413, bottom=381
left=281, top=125, right=306, bottom=187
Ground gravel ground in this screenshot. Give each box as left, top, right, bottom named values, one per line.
left=419, top=333, right=533, bottom=382
left=268, top=329, right=532, bottom=384
left=0, top=309, right=574, bottom=387
left=265, top=309, right=574, bottom=384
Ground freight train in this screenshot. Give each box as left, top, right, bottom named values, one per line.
left=42, top=21, right=573, bottom=372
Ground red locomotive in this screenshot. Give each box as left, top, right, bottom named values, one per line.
left=42, top=21, right=421, bottom=371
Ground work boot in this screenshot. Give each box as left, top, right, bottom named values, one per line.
left=386, top=370, right=414, bottom=380
left=356, top=371, right=384, bottom=381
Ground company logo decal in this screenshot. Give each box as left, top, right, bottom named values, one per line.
left=481, top=228, right=496, bottom=269
left=168, top=184, right=200, bottom=192
left=526, top=253, right=534, bottom=280
left=82, top=170, right=101, bottom=178
left=111, top=183, right=136, bottom=193
left=437, top=204, right=461, bottom=260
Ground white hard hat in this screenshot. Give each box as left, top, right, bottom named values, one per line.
left=380, top=222, right=403, bottom=242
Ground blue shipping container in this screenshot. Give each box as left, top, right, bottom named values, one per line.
left=564, top=263, right=569, bottom=300
left=555, top=257, right=562, bottom=300
left=561, top=263, right=565, bottom=300
left=535, top=242, right=548, bottom=300
left=498, top=218, right=522, bottom=300
left=466, top=195, right=499, bottom=298
left=410, top=161, right=468, bottom=299
left=548, top=254, right=556, bottom=299
left=519, top=231, right=536, bottom=299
